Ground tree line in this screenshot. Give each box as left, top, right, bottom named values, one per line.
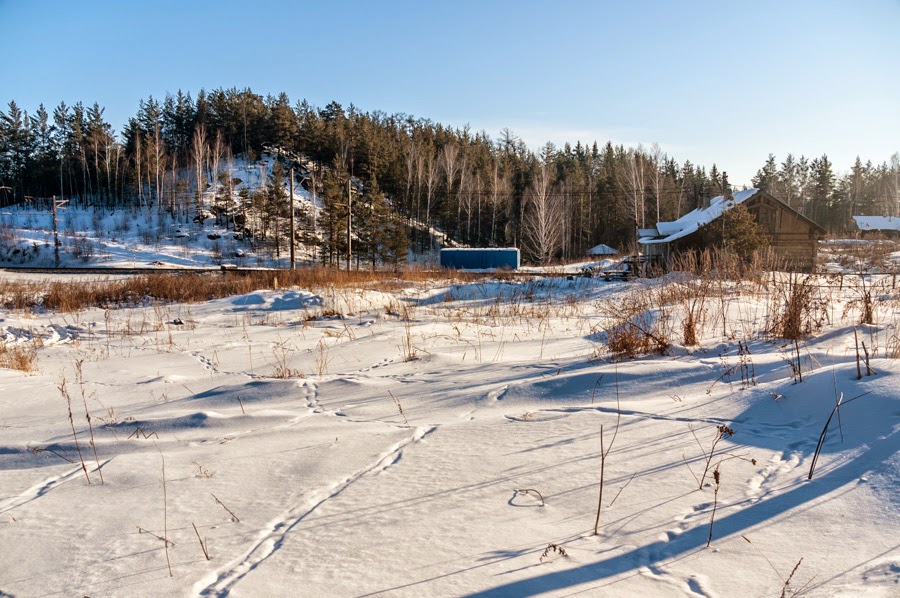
left=1, top=88, right=898, bottom=264
left=752, top=153, right=900, bottom=233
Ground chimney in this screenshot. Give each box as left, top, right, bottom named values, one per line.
left=723, top=171, right=734, bottom=202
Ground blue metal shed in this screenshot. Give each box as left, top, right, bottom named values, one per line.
left=439, top=248, right=520, bottom=270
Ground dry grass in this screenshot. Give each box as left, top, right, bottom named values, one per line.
left=0, top=268, right=500, bottom=313
left=597, top=287, right=673, bottom=358
left=767, top=274, right=826, bottom=340
left=0, top=342, right=38, bottom=372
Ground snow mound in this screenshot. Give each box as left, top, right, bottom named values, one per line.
left=230, top=289, right=322, bottom=311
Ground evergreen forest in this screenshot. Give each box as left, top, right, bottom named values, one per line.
left=1, top=88, right=898, bottom=264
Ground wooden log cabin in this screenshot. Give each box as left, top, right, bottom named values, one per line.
left=639, top=189, right=826, bottom=271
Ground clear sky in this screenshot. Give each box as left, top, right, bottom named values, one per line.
left=1, top=0, right=898, bottom=184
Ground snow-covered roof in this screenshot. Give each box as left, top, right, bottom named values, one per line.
left=587, top=243, right=618, bottom=255
left=853, top=215, right=900, bottom=232
left=639, top=188, right=760, bottom=245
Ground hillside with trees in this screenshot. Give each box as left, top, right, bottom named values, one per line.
left=1, top=89, right=898, bottom=264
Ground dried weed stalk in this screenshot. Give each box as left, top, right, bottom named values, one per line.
left=212, top=493, right=240, bottom=522
left=539, top=543, right=568, bottom=563
left=192, top=522, right=210, bottom=560
left=388, top=390, right=409, bottom=425
left=74, top=360, right=103, bottom=483
left=593, top=366, right=622, bottom=535
left=58, top=374, right=91, bottom=484
left=706, top=464, right=721, bottom=547
left=686, top=424, right=734, bottom=490
left=742, top=536, right=812, bottom=598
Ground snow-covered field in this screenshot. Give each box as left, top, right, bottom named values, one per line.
left=1, top=267, right=898, bottom=597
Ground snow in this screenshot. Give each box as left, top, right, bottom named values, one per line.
left=0, top=260, right=898, bottom=597
left=640, top=188, right=760, bottom=245
left=0, top=155, right=319, bottom=270
left=853, top=216, right=900, bottom=232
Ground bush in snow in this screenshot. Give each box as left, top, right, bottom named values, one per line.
left=70, top=235, right=96, bottom=262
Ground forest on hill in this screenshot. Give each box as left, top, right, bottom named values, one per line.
left=1, top=88, right=898, bottom=263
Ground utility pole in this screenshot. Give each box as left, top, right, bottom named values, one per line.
left=289, top=166, right=295, bottom=270
left=52, top=195, right=59, bottom=268
left=51, top=195, right=68, bottom=268
left=346, top=178, right=352, bottom=270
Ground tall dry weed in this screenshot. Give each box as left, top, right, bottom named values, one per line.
left=0, top=342, right=38, bottom=372
left=768, top=274, right=827, bottom=340
left=597, top=286, right=673, bottom=358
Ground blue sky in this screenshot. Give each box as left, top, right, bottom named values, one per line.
left=1, top=0, right=898, bottom=184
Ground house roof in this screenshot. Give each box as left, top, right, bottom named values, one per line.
left=587, top=243, right=618, bottom=255
left=639, top=188, right=760, bottom=245
left=639, top=188, right=826, bottom=246
left=853, top=215, right=900, bottom=232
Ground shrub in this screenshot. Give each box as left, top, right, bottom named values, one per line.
left=686, top=204, right=769, bottom=265
left=0, top=342, right=38, bottom=372
left=768, top=274, right=828, bottom=340
left=598, top=289, right=672, bottom=358
left=70, top=235, right=95, bottom=262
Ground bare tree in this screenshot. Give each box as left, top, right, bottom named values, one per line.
left=890, top=152, right=900, bottom=217
left=522, top=162, right=562, bottom=264
left=192, top=122, right=207, bottom=214
left=423, top=152, right=440, bottom=252
left=151, top=117, right=163, bottom=208
left=489, top=161, right=511, bottom=246
left=403, top=138, right=419, bottom=216
left=209, top=130, right=225, bottom=219
left=134, top=127, right=143, bottom=207
left=459, top=165, right=477, bottom=243
left=649, top=143, right=665, bottom=224
left=403, top=139, right=420, bottom=246
left=456, top=155, right=469, bottom=236
left=618, top=146, right=647, bottom=251
left=440, top=143, right=460, bottom=234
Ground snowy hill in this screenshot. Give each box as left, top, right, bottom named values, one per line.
left=0, top=154, right=322, bottom=269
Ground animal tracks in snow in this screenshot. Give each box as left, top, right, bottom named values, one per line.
left=0, top=460, right=109, bottom=516
left=192, top=425, right=436, bottom=596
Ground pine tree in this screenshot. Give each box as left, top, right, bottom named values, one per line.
left=810, top=154, right=835, bottom=230
left=265, top=159, right=288, bottom=258
left=381, top=208, right=409, bottom=271
left=318, top=164, right=348, bottom=266
left=752, top=154, right=779, bottom=193
left=778, top=154, right=800, bottom=208
left=0, top=101, right=34, bottom=204
left=269, top=92, right=297, bottom=151
left=691, top=204, right=768, bottom=262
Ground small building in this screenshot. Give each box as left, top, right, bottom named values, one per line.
left=852, top=215, right=900, bottom=237
left=440, top=248, right=520, bottom=270
left=639, top=188, right=826, bottom=271
left=587, top=243, right=619, bottom=257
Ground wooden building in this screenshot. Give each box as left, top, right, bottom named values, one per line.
left=639, top=189, right=826, bottom=271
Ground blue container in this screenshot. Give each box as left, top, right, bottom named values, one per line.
left=439, top=248, right=520, bottom=270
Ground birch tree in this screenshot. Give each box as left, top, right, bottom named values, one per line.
left=192, top=122, right=207, bottom=214
left=489, top=161, right=511, bottom=246
left=522, top=162, right=562, bottom=264
left=423, top=152, right=440, bottom=252
left=440, top=143, right=460, bottom=233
